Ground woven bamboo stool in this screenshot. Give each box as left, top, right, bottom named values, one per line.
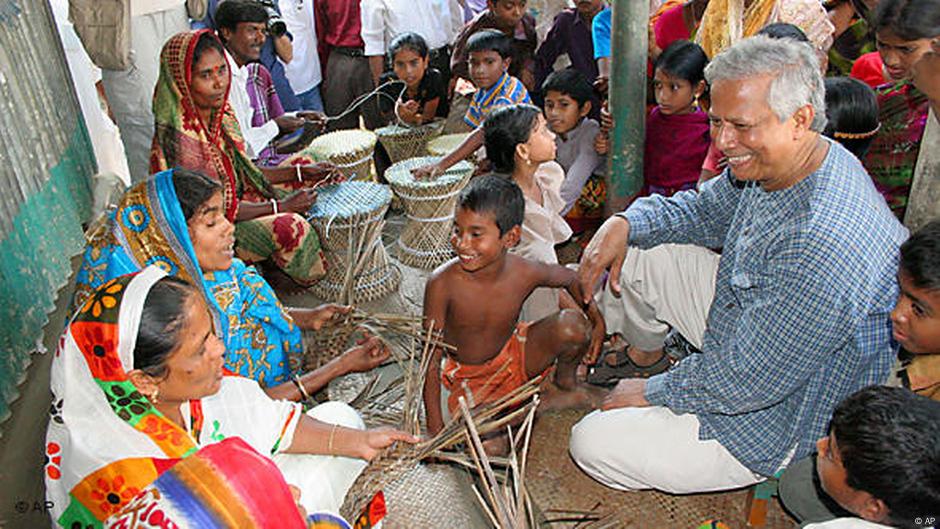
left=385, top=156, right=474, bottom=269
left=375, top=119, right=445, bottom=164
left=426, top=132, right=472, bottom=157
left=306, top=181, right=400, bottom=304
left=308, top=129, right=377, bottom=181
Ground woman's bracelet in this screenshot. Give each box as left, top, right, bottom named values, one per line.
left=270, top=198, right=279, bottom=215
left=291, top=374, right=311, bottom=403
left=328, top=423, right=338, bottom=455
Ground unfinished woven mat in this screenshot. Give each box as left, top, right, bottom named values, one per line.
left=386, top=156, right=473, bottom=269
left=306, top=182, right=400, bottom=304
left=308, top=129, right=377, bottom=181
left=426, top=131, right=472, bottom=157
left=375, top=119, right=445, bottom=163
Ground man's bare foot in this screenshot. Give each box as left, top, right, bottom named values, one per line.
left=625, top=345, right=665, bottom=368
left=601, top=334, right=665, bottom=368
left=539, top=381, right=605, bottom=412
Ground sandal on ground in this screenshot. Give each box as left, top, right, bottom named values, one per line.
left=585, top=348, right=676, bottom=387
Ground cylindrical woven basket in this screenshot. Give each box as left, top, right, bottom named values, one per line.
left=307, top=182, right=400, bottom=304
left=308, top=129, right=377, bottom=181
left=345, top=463, right=490, bottom=528
left=375, top=119, right=445, bottom=163
left=385, top=156, right=473, bottom=269
left=425, top=132, right=471, bottom=157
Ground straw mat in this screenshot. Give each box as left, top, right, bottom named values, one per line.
left=526, top=410, right=797, bottom=529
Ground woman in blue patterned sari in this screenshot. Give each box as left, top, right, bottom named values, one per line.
left=71, top=168, right=387, bottom=400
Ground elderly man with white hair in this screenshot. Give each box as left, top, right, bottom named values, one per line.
left=569, top=36, right=908, bottom=494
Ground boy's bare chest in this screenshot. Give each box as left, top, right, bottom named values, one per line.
left=444, top=276, right=527, bottom=352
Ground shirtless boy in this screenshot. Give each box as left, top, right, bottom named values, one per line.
left=423, top=175, right=605, bottom=439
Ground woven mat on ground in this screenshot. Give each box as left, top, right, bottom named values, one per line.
left=527, top=410, right=798, bottom=529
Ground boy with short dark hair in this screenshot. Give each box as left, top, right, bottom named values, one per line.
left=422, top=175, right=604, bottom=445
left=463, top=30, right=532, bottom=128
left=451, top=0, right=538, bottom=92
left=892, top=219, right=940, bottom=400
left=809, top=385, right=940, bottom=529
left=413, top=30, right=531, bottom=178
left=541, top=69, right=605, bottom=230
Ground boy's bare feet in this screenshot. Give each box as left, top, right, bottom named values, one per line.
left=538, top=380, right=605, bottom=412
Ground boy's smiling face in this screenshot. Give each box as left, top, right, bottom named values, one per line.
left=469, top=50, right=510, bottom=90
left=891, top=269, right=940, bottom=354
left=451, top=206, right=519, bottom=273
left=544, top=90, right=590, bottom=135
left=488, top=0, right=527, bottom=30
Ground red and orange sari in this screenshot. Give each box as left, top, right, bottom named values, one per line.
left=150, top=30, right=325, bottom=285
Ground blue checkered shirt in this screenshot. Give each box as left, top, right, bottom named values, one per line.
left=622, top=140, right=908, bottom=476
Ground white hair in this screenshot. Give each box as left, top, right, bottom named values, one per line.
left=704, top=35, right=827, bottom=132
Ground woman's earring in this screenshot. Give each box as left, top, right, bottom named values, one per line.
left=148, top=388, right=159, bottom=405
left=693, top=95, right=701, bottom=111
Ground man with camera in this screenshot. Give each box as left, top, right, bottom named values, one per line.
left=215, top=0, right=323, bottom=165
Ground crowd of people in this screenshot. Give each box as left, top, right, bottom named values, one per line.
left=48, top=0, right=940, bottom=527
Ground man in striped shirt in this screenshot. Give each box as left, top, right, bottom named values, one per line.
left=569, top=36, right=907, bottom=494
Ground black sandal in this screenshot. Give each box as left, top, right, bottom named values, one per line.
left=585, top=347, right=675, bottom=387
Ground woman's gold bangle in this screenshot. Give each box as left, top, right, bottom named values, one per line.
left=328, top=423, right=339, bottom=455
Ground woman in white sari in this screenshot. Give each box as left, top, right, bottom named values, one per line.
left=46, top=266, right=415, bottom=528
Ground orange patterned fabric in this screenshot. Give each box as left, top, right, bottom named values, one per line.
left=442, top=322, right=533, bottom=414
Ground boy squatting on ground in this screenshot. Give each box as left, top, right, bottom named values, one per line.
left=422, top=175, right=604, bottom=448
left=413, top=30, right=531, bottom=179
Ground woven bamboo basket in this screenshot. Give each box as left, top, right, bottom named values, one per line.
left=364, top=464, right=490, bottom=528
left=306, top=182, right=400, bottom=304
left=375, top=119, right=445, bottom=164
left=385, top=156, right=474, bottom=269
left=426, top=132, right=472, bottom=157
left=308, top=129, right=377, bottom=181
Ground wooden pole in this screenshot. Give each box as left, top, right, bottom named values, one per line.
left=606, top=0, right=648, bottom=213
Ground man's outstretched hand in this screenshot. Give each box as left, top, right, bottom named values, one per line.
left=577, top=215, right=631, bottom=304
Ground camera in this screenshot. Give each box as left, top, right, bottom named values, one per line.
left=256, top=0, right=287, bottom=37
